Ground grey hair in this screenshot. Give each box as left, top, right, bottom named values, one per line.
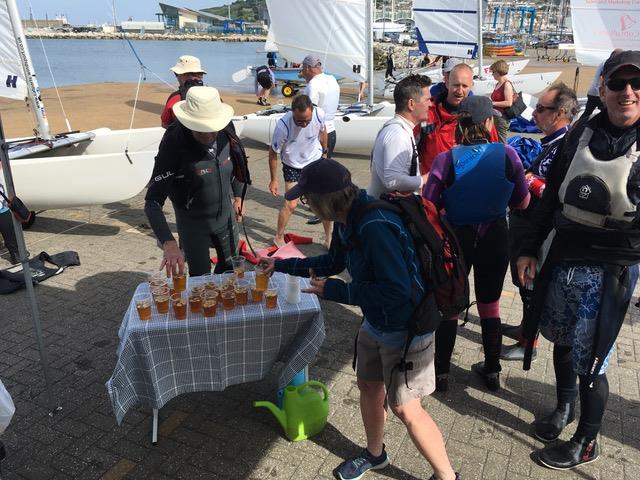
left=305, top=184, right=359, bottom=221
left=548, top=82, right=579, bottom=121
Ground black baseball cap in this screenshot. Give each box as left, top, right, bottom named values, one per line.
left=284, top=158, right=352, bottom=200
left=602, top=50, right=640, bottom=81
left=458, top=96, right=501, bottom=124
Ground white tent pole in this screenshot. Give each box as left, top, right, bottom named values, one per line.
left=477, top=0, right=484, bottom=79
left=366, top=0, right=374, bottom=107
left=0, top=115, right=59, bottom=414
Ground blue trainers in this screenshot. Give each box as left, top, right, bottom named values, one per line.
left=337, top=446, right=390, bottom=480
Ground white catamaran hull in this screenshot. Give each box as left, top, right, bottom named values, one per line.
left=233, top=102, right=396, bottom=156
left=10, top=127, right=164, bottom=210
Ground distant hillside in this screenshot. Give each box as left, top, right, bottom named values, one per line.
left=203, top=0, right=267, bottom=22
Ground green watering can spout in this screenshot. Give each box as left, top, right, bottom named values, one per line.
left=254, top=380, right=329, bottom=442
left=253, top=400, right=287, bottom=430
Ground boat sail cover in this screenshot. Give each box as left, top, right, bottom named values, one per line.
left=570, top=0, right=640, bottom=66
left=265, top=0, right=366, bottom=82
left=0, top=0, right=27, bottom=100
left=413, top=0, right=479, bottom=59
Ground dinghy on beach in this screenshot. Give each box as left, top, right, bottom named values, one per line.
left=0, top=0, right=163, bottom=211
left=233, top=102, right=397, bottom=155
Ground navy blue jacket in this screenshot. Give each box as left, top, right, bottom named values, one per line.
left=275, top=190, right=425, bottom=332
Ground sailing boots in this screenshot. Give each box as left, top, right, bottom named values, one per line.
left=537, top=436, right=599, bottom=470
left=534, top=402, right=576, bottom=442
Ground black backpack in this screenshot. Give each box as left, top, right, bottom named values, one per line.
left=352, top=194, right=469, bottom=380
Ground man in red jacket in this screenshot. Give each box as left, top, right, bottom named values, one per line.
left=416, top=63, right=498, bottom=174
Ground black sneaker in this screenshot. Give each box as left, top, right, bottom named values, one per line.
left=428, top=473, right=461, bottom=480
left=307, top=216, right=322, bottom=225
left=471, top=362, right=500, bottom=391
left=537, top=436, right=599, bottom=470
left=500, top=343, right=537, bottom=361
left=534, top=402, right=575, bottom=442
left=337, top=446, right=389, bottom=479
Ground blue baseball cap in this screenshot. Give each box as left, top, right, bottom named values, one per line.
left=284, top=159, right=352, bottom=200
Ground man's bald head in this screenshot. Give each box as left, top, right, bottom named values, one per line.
left=446, top=63, right=474, bottom=107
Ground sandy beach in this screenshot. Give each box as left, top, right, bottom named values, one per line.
left=0, top=59, right=595, bottom=139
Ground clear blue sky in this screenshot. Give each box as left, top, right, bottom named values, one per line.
left=17, top=1, right=229, bottom=25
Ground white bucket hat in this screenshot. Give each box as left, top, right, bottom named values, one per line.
left=173, top=86, right=234, bottom=132
left=170, top=55, right=207, bottom=75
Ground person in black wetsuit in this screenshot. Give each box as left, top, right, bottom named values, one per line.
left=145, top=86, right=246, bottom=277
left=517, top=50, right=640, bottom=470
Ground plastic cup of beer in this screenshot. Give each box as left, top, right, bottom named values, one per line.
left=172, top=272, right=187, bottom=292
left=188, top=289, right=203, bottom=313
left=152, top=286, right=170, bottom=314
left=265, top=286, right=278, bottom=309
left=202, top=292, right=218, bottom=318
left=220, top=270, right=236, bottom=292
left=134, top=293, right=153, bottom=321
left=221, top=290, right=236, bottom=311
left=149, top=270, right=168, bottom=290
left=250, top=282, right=264, bottom=303
left=191, top=284, right=205, bottom=297
left=171, top=293, right=188, bottom=320
left=255, top=263, right=270, bottom=291
left=202, top=273, right=217, bottom=293
left=235, top=280, right=249, bottom=305
left=232, top=256, right=246, bottom=279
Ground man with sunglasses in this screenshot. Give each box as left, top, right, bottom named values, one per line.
left=268, top=94, right=332, bottom=248
left=502, top=82, right=579, bottom=361
left=516, top=50, right=640, bottom=470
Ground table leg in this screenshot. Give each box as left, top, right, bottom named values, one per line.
left=152, top=408, right=158, bottom=445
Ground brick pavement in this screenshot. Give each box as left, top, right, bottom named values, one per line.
left=0, top=141, right=639, bottom=480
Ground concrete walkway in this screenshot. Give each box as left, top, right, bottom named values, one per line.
left=0, top=141, right=638, bottom=479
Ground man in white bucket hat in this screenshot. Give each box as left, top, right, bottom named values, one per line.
left=146, top=86, right=249, bottom=277
left=161, top=55, right=207, bottom=128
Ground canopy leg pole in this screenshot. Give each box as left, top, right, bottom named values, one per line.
left=0, top=114, right=60, bottom=415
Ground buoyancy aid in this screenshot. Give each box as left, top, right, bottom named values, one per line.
left=442, top=143, right=514, bottom=225
left=558, top=127, right=640, bottom=230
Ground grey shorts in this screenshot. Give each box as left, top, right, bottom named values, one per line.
left=356, top=327, right=435, bottom=406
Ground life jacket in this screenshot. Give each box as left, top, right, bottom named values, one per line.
left=442, top=143, right=514, bottom=225
left=558, top=127, right=640, bottom=230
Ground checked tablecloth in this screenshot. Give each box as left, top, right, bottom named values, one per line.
left=106, top=272, right=325, bottom=424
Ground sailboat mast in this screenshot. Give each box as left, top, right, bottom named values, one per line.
left=477, top=0, right=484, bottom=78
left=366, top=0, right=374, bottom=106
left=5, top=0, right=51, bottom=139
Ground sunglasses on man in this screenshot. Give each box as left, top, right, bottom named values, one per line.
left=534, top=104, right=558, bottom=114
left=605, top=77, right=640, bottom=92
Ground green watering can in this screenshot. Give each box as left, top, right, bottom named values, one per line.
left=254, top=380, right=329, bottom=441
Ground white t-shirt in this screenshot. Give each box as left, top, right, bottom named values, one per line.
left=368, top=115, right=421, bottom=200
left=304, top=73, right=340, bottom=134
left=587, top=60, right=607, bottom=97
left=271, top=107, right=326, bottom=169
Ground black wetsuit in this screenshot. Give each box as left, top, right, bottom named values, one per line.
left=144, top=123, right=245, bottom=276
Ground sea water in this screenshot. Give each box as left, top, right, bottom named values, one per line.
left=27, top=38, right=266, bottom=93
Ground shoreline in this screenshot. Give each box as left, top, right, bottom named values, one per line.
left=24, top=30, right=268, bottom=42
